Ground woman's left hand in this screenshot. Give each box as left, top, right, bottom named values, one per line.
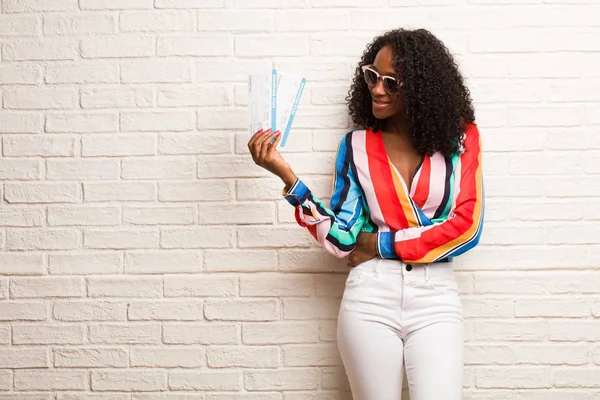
left=347, top=232, right=378, bottom=268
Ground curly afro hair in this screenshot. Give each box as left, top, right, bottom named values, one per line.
left=346, top=28, right=475, bottom=158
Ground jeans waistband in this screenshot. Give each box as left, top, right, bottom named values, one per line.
left=357, top=258, right=454, bottom=279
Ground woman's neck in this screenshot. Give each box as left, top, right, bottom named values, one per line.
left=382, top=113, right=411, bottom=142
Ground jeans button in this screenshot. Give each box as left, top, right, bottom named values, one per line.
left=405, top=264, right=412, bottom=271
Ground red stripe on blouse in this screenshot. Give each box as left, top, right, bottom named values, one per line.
left=365, top=129, right=409, bottom=230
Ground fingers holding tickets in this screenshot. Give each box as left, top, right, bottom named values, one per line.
left=268, top=131, right=282, bottom=150
left=258, top=130, right=279, bottom=161
left=248, top=128, right=271, bottom=160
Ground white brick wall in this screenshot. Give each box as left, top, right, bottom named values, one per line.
left=0, top=0, right=598, bottom=398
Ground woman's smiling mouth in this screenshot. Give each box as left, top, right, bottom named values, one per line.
left=373, top=99, right=391, bottom=110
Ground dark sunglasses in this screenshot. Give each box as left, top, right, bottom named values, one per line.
left=361, top=65, right=403, bottom=95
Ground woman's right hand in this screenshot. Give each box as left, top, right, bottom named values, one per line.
left=248, top=128, right=297, bottom=188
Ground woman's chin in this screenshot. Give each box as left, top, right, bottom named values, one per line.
left=372, top=109, right=392, bottom=120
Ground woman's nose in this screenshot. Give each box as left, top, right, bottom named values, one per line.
left=372, top=78, right=386, bottom=96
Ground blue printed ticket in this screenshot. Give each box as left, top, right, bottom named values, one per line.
left=248, top=68, right=306, bottom=147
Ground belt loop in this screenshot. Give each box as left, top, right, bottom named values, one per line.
left=425, top=264, right=430, bottom=283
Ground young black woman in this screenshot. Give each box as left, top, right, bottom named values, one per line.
left=248, top=28, right=484, bottom=400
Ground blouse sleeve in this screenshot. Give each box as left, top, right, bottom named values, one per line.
left=376, top=123, right=485, bottom=263
left=283, top=132, right=365, bottom=258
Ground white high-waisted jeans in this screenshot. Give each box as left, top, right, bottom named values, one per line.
left=337, top=257, right=464, bottom=400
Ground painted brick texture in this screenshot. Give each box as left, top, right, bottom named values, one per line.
left=0, top=0, right=599, bottom=399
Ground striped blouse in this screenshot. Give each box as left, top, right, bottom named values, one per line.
left=283, top=122, right=484, bottom=264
